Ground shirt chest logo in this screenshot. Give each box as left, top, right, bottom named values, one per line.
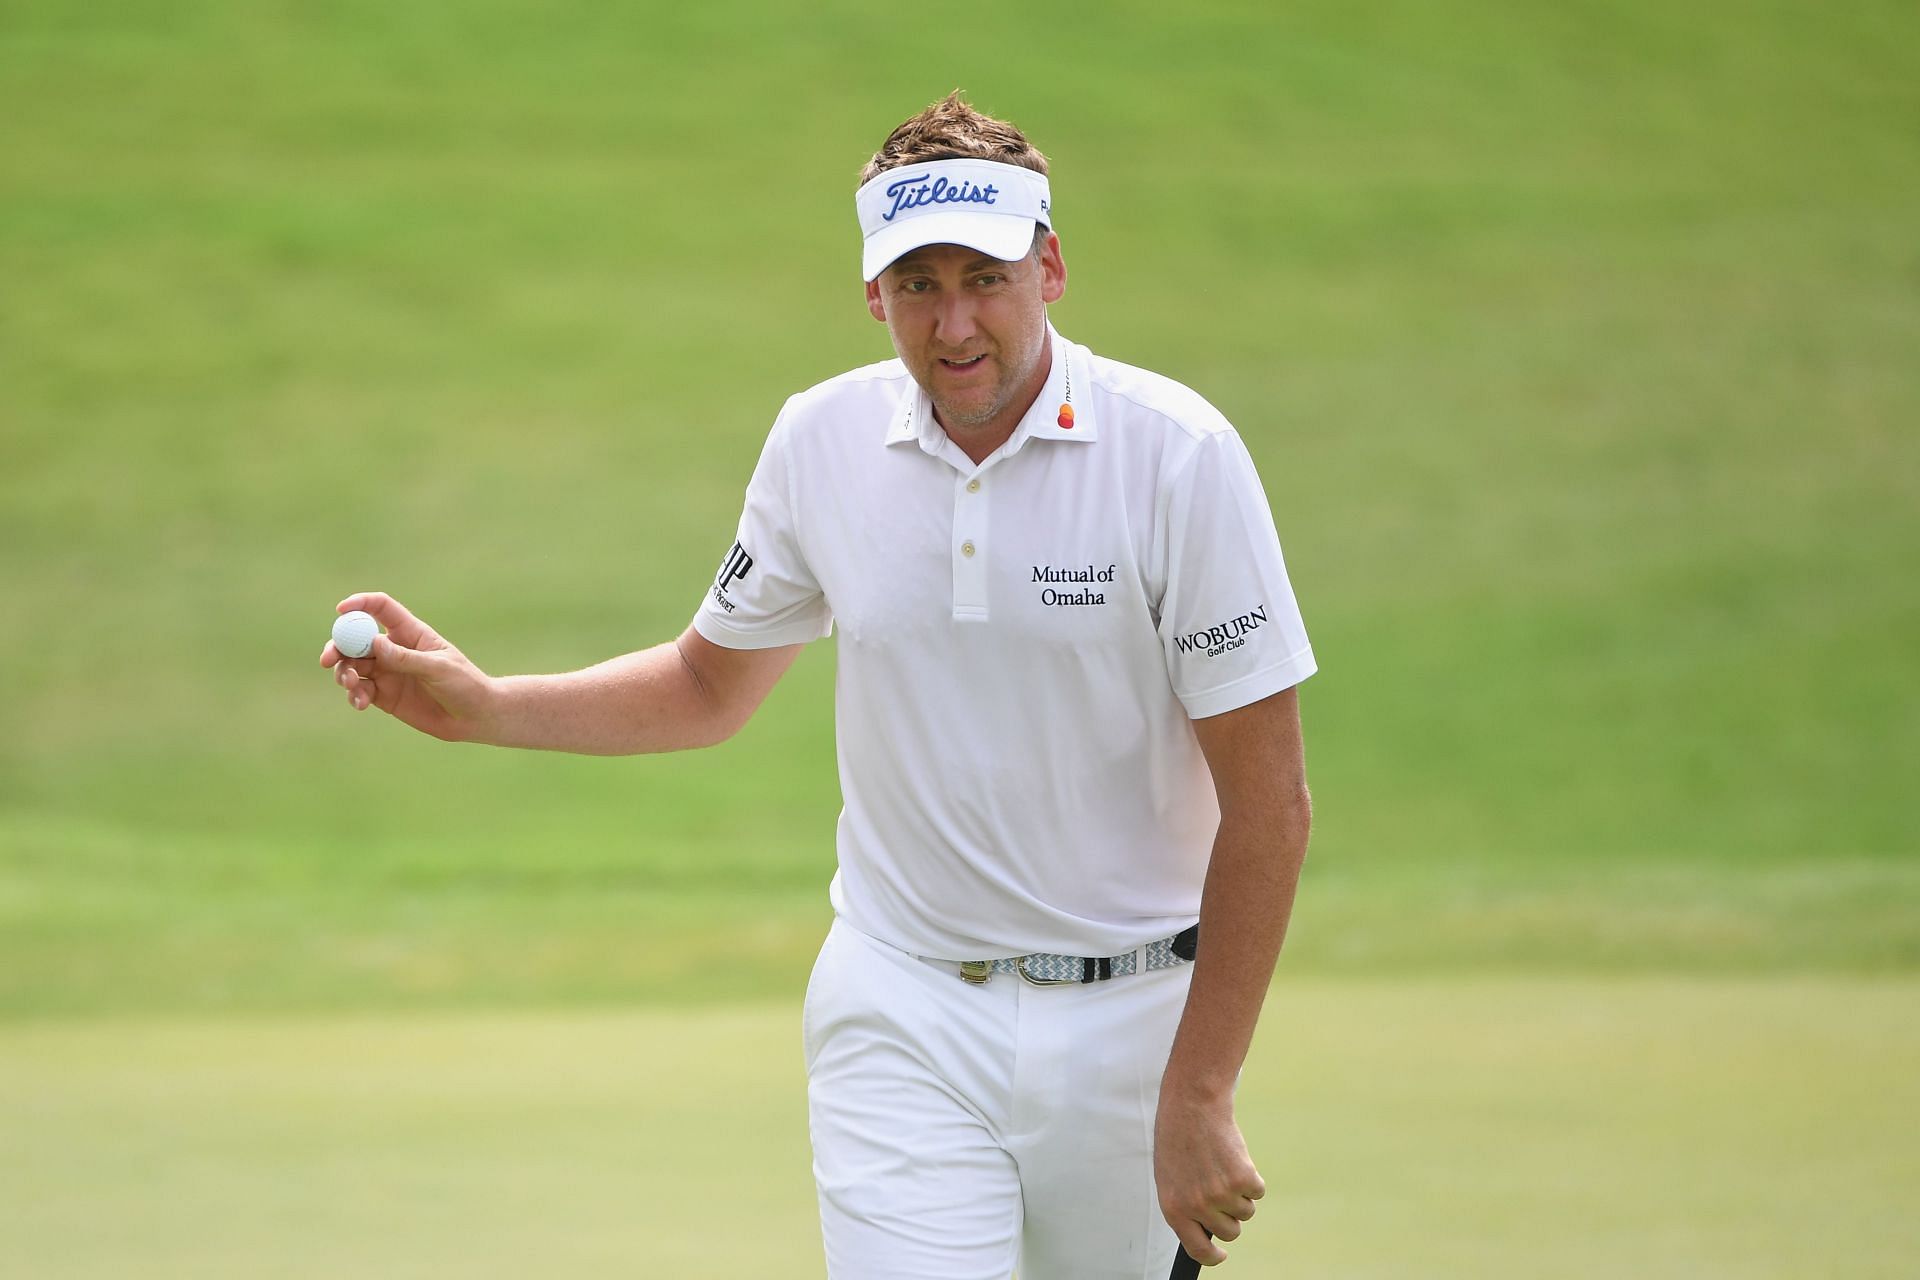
left=1031, top=562, right=1117, bottom=607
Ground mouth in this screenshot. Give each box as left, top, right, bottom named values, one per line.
left=938, top=354, right=988, bottom=370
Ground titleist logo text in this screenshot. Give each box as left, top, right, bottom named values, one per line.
left=883, top=174, right=1000, bottom=221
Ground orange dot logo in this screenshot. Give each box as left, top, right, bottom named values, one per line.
left=1057, top=403, right=1075, bottom=429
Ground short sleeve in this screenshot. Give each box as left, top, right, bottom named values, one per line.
left=692, top=406, right=834, bottom=649
left=1158, top=429, right=1316, bottom=718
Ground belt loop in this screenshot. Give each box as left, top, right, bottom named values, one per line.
left=1135, top=943, right=1149, bottom=975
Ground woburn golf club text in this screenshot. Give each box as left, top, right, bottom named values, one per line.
left=1173, top=605, right=1269, bottom=658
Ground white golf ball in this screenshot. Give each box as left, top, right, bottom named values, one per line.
left=332, top=610, right=380, bottom=659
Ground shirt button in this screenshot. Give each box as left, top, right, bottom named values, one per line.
left=966, top=479, right=981, bottom=493
left=961, top=540, right=976, bottom=558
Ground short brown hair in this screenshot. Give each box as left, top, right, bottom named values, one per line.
left=859, top=91, right=1049, bottom=187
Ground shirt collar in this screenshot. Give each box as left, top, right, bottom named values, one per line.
left=1012, top=326, right=1097, bottom=449
left=884, top=326, right=1097, bottom=455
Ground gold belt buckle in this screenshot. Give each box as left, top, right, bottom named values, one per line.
left=1016, top=955, right=1080, bottom=987
left=958, top=960, right=993, bottom=985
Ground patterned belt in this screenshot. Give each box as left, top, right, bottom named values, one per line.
left=955, top=925, right=1199, bottom=986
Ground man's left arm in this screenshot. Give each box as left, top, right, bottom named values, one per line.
left=1155, top=684, right=1311, bottom=1267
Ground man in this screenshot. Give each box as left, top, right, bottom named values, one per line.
left=321, top=92, right=1314, bottom=1279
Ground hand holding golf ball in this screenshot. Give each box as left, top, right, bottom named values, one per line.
left=320, top=592, right=490, bottom=735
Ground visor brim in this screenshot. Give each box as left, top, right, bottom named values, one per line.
left=861, top=212, right=1040, bottom=282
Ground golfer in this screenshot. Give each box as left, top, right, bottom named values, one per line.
left=322, top=92, right=1314, bottom=1279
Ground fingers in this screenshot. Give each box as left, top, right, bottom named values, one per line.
left=1165, top=1182, right=1261, bottom=1264
left=1204, top=1187, right=1261, bottom=1242
left=1175, top=1224, right=1225, bottom=1267
left=368, top=632, right=440, bottom=675
left=334, top=661, right=378, bottom=711
left=338, top=591, right=432, bottom=647
left=328, top=634, right=451, bottom=714
left=1202, top=1206, right=1246, bottom=1243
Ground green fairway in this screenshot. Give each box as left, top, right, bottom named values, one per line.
left=3, top=0, right=1917, bottom=1012
left=6, top=5, right=1914, bottom=1271
left=5, top=979, right=1917, bottom=1278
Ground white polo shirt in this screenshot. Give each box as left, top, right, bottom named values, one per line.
left=693, top=327, right=1315, bottom=960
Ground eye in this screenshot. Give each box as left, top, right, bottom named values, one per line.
left=900, top=278, right=933, bottom=294
left=975, top=274, right=1005, bottom=286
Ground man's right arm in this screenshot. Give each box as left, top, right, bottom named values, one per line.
left=321, top=592, right=802, bottom=755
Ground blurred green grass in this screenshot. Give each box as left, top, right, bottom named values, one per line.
left=3, top=0, right=1918, bottom=1014
left=5, top=980, right=1916, bottom=1278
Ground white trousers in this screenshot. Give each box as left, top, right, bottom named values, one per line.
left=803, top=917, right=1192, bottom=1280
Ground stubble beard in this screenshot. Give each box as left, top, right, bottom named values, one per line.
left=925, top=335, right=1043, bottom=435
left=930, top=383, right=1007, bottom=432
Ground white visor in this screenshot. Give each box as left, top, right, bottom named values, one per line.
left=856, top=158, right=1052, bottom=282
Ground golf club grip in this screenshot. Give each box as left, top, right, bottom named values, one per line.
left=1169, top=1241, right=1205, bottom=1279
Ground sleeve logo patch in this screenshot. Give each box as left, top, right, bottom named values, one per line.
left=711, top=541, right=754, bottom=613
left=1173, top=605, right=1268, bottom=658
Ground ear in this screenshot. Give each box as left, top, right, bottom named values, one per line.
left=865, top=279, right=887, bottom=323
left=1037, top=231, right=1067, bottom=305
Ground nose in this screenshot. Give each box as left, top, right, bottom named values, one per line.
left=933, top=293, right=978, bottom=348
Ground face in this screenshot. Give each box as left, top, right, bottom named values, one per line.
left=866, top=232, right=1068, bottom=439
